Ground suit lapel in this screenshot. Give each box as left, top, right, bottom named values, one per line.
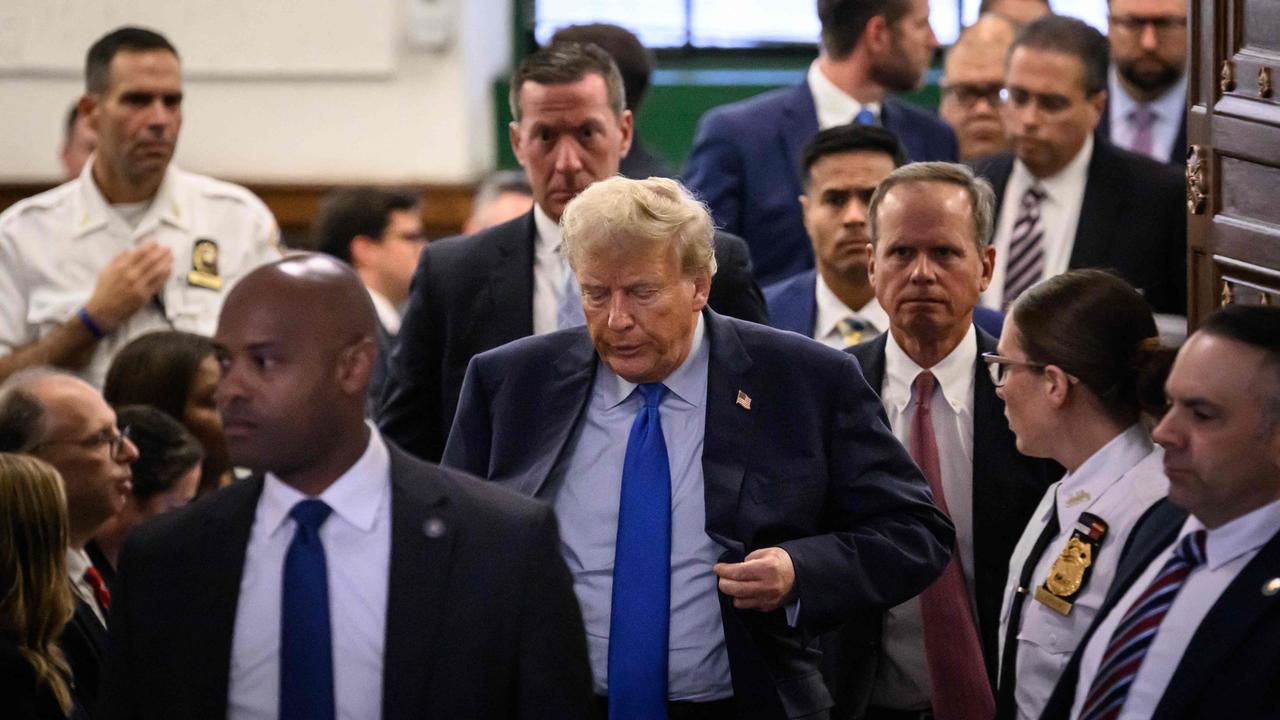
left=849, top=332, right=888, bottom=393
left=701, top=312, right=755, bottom=556
left=519, top=332, right=598, bottom=497
left=983, top=154, right=1015, bottom=229
left=483, top=211, right=536, bottom=342
left=779, top=83, right=820, bottom=199
left=1070, top=142, right=1124, bottom=269
left=382, top=447, right=454, bottom=720
left=1152, top=527, right=1280, bottom=718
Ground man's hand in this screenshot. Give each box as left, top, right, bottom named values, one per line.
left=713, top=547, right=796, bottom=612
left=83, top=242, right=173, bottom=333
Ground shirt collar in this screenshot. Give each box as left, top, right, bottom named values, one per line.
left=73, top=160, right=189, bottom=239
left=813, top=272, right=887, bottom=341
left=65, top=547, right=92, bottom=580
left=807, top=60, right=880, bottom=130
left=1012, top=133, right=1094, bottom=199
left=261, top=421, right=391, bottom=537
left=602, top=313, right=708, bottom=410
left=882, top=324, right=977, bottom=414
left=1181, top=496, right=1280, bottom=571
left=1108, top=67, right=1188, bottom=128
left=1055, top=423, right=1153, bottom=520
left=367, top=287, right=402, bottom=335
left=533, top=203, right=563, bottom=255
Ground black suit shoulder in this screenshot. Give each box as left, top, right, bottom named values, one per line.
left=390, top=445, right=556, bottom=531
left=709, top=230, right=768, bottom=324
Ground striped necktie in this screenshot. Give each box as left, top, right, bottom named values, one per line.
left=1078, top=530, right=1208, bottom=720
left=836, top=316, right=872, bottom=347
left=1002, top=183, right=1047, bottom=310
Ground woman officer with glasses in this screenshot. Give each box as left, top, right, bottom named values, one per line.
left=984, top=269, right=1176, bottom=720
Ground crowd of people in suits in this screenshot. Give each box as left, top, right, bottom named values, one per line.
left=1, top=1, right=1278, bottom=720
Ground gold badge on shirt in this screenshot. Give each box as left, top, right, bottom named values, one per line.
left=1035, top=512, right=1109, bottom=616
left=187, top=238, right=223, bottom=290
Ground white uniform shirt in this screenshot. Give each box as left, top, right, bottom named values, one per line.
left=871, top=325, right=978, bottom=709
left=998, top=424, right=1167, bottom=720
left=1069, top=497, right=1280, bottom=719
left=228, top=423, right=391, bottom=720
left=1107, top=68, right=1187, bottom=163
left=0, top=161, right=280, bottom=388
left=812, top=273, right=888, bottom=348
left=531, top=204, right=567, bottom=336
left=981, top=135, right=1093, bottom=311
left=808, top=60, right=881, bottom=130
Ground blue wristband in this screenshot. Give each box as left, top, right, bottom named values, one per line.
left=76, top=307, right=106, bottom=340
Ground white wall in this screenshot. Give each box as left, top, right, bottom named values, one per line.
left=0, top=0, right=512, bottom=184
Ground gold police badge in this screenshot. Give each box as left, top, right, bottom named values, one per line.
left=1034, top=512, right=1108, bottom=616
left=187, top=238, right=223, bottom=290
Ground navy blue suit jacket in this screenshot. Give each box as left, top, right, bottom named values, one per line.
left=442, top=310, right=955, bottom=719
left=763, top=269, right=1006, bottom=339
left=684, top=82, right=958, bottom=286
left=1039, top=500, right=1280, bottom=719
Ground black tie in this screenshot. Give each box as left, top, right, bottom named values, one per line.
left=996, top=505, right=1060, bottom=719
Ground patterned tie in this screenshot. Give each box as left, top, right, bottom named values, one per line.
left=996, top=502, right=1061, bottom=717
left=1002, top=183, right=1047, bottom=310
left=836, top=316, right=873, bottom=347
left=1127, top=105, right=1158, bottom=159
left=1078, top=530, right=1209, bottom=720
left=83, top=566, right=111, bottom=613
left=608, top=384, right=671, bottom=720
left=556, top=251, right=586, bottom=329
left=910, top=372, right=996, bottom=720
left=854, top=108, right=877, bottom=125
left=280, top=499, right=336, bottom=720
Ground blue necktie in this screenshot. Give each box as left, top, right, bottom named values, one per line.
left=557, top=252, right=586, bottom=329
left=608, top=383, right=671, bottom=720
left=854, top=108, right=876, bottom=125
left=280, top=499, right=336, bottom=720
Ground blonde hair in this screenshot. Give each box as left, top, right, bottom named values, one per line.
left=560, top=176, right=718, bottom=278
left=0, top=453, right=75, bottom=716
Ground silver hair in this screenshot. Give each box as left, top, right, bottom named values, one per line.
left=868, top=161, right=997, bottom=249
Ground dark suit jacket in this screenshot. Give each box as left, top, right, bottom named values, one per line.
left=99, top=442, right=594, bottom=720
left=833, top=329, right=1058, bottom=716
left=1040, top=499, right=1280, bottom=720
left=764, top=269, right=1007, bottom=340
left=442, top=309, right=956, bottom=719
left=684, top=82, right=958, bottom=286
left=1096, top=95, right=1188, bottom=166
left=378, top=210, right=767, bottom=463
left=620, top=135, right=674, bottom=179
left=60, top=597, right=106, bottom=716
left=970, top=139, right=1187, bottom=315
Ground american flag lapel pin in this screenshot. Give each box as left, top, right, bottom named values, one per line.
left=736, top=390, right=752, bottom=410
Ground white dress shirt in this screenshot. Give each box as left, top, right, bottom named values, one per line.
left=66, top=547, right=106, bottom=627
left=1107, top=69, right=1187, bottom=163
left=807, top=60, right=881, bottom=130
left=531, top=204, right=568, bottom=336
left=813, top=273, right=889, bottom=348
left=228, top=423, right=392, bottom=720
left=367, top=287, right=401, bottom=336
left=1069, top=497, right=1280, bottom=719
left=998, top=424, right=1167, bottom=720
left=870, top=325, right=978, bottom=708
left=981, top=135, right=1093, bottom=311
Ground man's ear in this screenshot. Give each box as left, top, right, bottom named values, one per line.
left=336, top=337, right=377, bottom=396
left=348, top=235, right=379, bottom=271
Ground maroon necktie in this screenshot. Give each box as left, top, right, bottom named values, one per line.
left=84, top=566, right=111, bottom=613
left=910, top=372, right=995, bottom=720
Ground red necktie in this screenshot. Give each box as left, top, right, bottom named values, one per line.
left=910, top=372, right=995, bottom=720
left=84, top=566, right=111, bottom=613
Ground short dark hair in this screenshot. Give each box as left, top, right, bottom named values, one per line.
left=103, top=331, right=215, bottom=422
left=1013, top=269, right=1174, bottom=424
left=979, top=0, right=1052, bottom=14
left=0, top=388, right=46, bottom=453
left=550, top=24, right=654, bottom=113
left=510, top=42, right=626, bottom=122
left=818, top=0, right=913, bottom=60
left=802, top=124, right=907, bottom=186
left=85, top=26, right=179, bottom=95
left=114, top=405, right=203, bottom=503
left=1009, top=15, right=1110, bottom=96
left=312, top=186, right=421, bottom=263
left=1197, top=305, right=1280, bottom=428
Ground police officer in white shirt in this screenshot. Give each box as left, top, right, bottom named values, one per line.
left=0, top=26, right=280, bottom=389
left=986, top=270, right=1174, bottom=720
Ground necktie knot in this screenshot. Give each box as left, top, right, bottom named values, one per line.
left=912, top=371, right=937, bottom=412
left=1175, top=529, right=1208, bottom=568
left=853, top=108, right=876, bottom=125
left=637, top=383, right=667, bottom=408
left=84, top=566, right=111, bottom=612
left=836, top=316, right=872, bottom=346
left=1129, top=105, right=1157, bottom=130
left=290, top=499, right=332, bottom=533
left=1023, top=183, right=1047, bottom=206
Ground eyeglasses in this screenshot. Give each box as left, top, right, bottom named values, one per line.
left=981, top=352, right=1046, bottom=387
left=1108, top=14, right=1187, bottom=37
left=1000, top=87, right=1076, bottom=115
left=33, top=425, right=133, bottom=459
left=941, top=82, right=1004, bottom=109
